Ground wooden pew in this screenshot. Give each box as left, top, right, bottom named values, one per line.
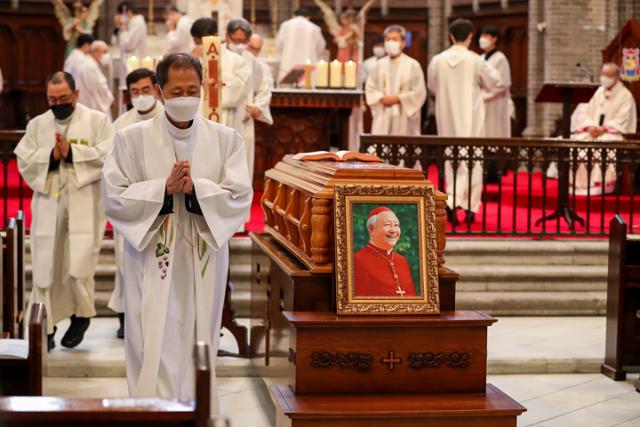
left=15, top=211, right=25, bottom=339
left=0, top=302, right=45, bottom=396
left=0, top=342, right=212, bottom=427
left=601, top=215, right=640, bottom=381
left=1, top=218, right=18, bottom=338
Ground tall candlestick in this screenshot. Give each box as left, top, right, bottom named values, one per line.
left=126, top=55, right=140, bottom=73
left=329, top=60, right=342, bottom=88
left=316, top=60, right=328, bottom=88
left=344, top=60, right=357, bottom=88
left=304, top=60, right=312, bottom=89
left=202, top=35, right=222, bottom=123
left=141, top=56, right=154, bottom=71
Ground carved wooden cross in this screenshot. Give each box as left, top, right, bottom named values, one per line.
left=381, top=351, right=401, bottom=370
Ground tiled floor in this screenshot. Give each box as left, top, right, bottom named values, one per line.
left=41, top=316, right=640, bottom=426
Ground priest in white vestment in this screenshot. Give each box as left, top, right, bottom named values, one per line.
left=77, top=40, right=114, bottom=121
left=63, top=34, right=93, bottom=82
left=571, top=62, right=637, bottom=195
left=361, top=36, right=386, bottom=88
left=275, top=8, right=326, bottom=83
left=365, top=25, right=426, bottom=137
left=427, top=18, right=500, bottom=224
left=226, top=19, right=273, bottom=185
left=101, top=54, right=252, bottom=407
left=190, top=18, right=252, bottom=132
left=114, top=1, right=148, bottom=58
left=15, top=71, right=113, bottom=351
left=108, top=68, right=163, bottom=339
left=479, top=26, right=512, bottom=138
left=166, top=6, right=194, bottom=54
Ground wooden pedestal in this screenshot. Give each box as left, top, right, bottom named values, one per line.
left=272, top=384, right=526, bottom=427
left=286, top=311, right=494, bottom=395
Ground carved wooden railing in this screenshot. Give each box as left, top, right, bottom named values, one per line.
left=360, top=134, right=640, bottom=237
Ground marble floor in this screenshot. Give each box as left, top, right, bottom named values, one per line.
left=40, top=316, right=640, bottom=426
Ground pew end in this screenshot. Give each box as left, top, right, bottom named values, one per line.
left=0, top=302, right=46, bottom=396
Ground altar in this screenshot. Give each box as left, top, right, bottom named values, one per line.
left=253, top=89, right=362, bottom=190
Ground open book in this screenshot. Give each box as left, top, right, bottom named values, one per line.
left=292, top=150, right=382, bottom=162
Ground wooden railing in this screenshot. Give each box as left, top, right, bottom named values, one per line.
left=361, top=134, right=640, bottom=237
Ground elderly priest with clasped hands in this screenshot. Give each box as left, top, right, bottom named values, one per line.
left=101, top=53, right=252, bottom=410
left=353, top=207, right=416, bottom=298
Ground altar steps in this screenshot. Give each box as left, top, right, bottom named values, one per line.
left=446, top=240, right=608, bottom=316
left=24, top=238, right=608, bottom=317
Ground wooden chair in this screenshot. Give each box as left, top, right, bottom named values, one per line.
left=15, top=211, right=25, bottom=339
left=0, top=342, right=212, bottom=427
left=1, top=218, right=18, bottom=338
left=0, top=301, right=46, bottom=396
left=601, top=215, right=640, bottom=381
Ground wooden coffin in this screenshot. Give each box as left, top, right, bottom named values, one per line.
left=261, top=156, right=448, bottom=274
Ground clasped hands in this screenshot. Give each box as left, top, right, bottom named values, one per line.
left=166, top=161, right=194, bottom=195
left=380, top=95, right=400, bottom=107
left=53, top=132, right=70, bottom=161
left=586, top=126, right=606, bottom=138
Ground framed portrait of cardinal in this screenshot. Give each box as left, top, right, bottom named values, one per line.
left=334, top=183, right=440, bottom=315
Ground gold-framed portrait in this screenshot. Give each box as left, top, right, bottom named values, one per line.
left=334, top=183, right=440, bottom=315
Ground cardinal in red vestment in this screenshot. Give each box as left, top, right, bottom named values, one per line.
left=354, top=207, right=416, bottom=297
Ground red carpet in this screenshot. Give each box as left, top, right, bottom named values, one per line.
left=2, top=160, right=638, bottom=237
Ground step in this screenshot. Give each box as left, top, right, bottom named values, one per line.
left=454, top=265, right=607, bottom=292
left=445, top=239, right=608, bottom=266
left=456, top=291, right=607, bottom=316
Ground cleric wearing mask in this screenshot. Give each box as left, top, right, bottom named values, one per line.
left=14, top=71, right=114, bottom=352
left=107, top=67, right=164, bottom=339
left=365, top=25, right=427, bottom=136
left=361, top=36, right=386, bottom=87
left=101, top=53, right=252, bottom=407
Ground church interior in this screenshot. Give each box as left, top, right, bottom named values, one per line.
left=1, top=0, right=640, bottom=426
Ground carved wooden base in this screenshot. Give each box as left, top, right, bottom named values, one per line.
left=285, top=311, right=495, bottom=395
left=272, top=384, right=526, bottom=427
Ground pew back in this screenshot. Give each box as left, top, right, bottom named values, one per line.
left=15, top=211, right=25, bottom=339
left=0, top=341, right=211, bottom=427
left=1, top=218, right=18, bottom=338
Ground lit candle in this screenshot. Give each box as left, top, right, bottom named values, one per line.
left=304, top=60, right=312, bottom=89
left=202, top=35, right=222, bottom=122
left=141, top=56, right=154, bottom=71
left=329, top=60, right=342, bottom=88
left=344, top=60, right=357, bottom=88
left=126, top=55, right=139, bottom=73
left=316, top=60, right=328, bottom=88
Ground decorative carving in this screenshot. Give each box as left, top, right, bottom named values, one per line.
left=408, top=352, right=470, bottom=369
left=310, top=198, right=332, bottom=264
left=288, top=348, right=296, bottom=365
left=270, top=90, right=362, bottom=109
left=310, top=351, right=373, bottom=372
left=334, top=184, right=441, bottom=315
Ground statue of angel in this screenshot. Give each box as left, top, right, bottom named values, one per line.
left=52, top=0, right=104, bottom=58
left=313, top=0, right=377, bottom=63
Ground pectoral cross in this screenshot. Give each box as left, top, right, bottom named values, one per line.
left=395, top=286, right=406, bottom=297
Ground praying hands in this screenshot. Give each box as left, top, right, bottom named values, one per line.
left=166, top=160, right=193, bottom=195
left=53, top=132, right=70, bottom=160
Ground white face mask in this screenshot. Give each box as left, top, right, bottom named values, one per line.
left=479, top=36, right=492, bottom=50
left=228, top=43, right=248, bottom=54
left=373, top=46, right=386, bottom=58
left=120, top=14, right=128, bottom=25
left=131, top=94, right=156, bottom=113
left=600, top=75, right=615, bottom=89
left=384, top=40, right=402, bottom=57
left=163, top=96, right=200, bottom=122
left=100, top=53, right=111, bottom=66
